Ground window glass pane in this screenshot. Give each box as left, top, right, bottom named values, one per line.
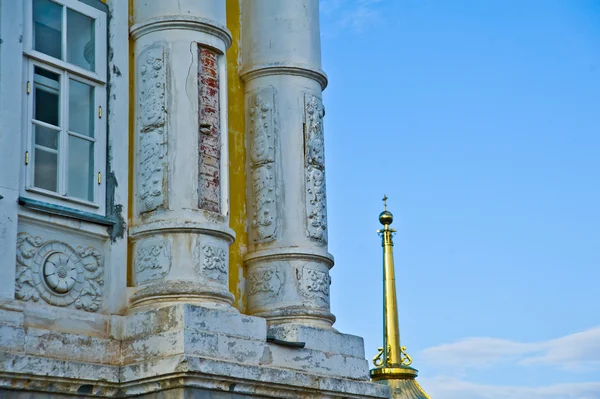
left=69, top=79, right=94, bottom=137
left=34, top=124, right=59, bottom=150
left=34, top=66, right=60, bottom=127
left=68, top=135, right=94, bottom=201
left=67, top=9, right=95, bottom=71
left=34, top=148, right=58, bottom=192
left=33, top=0, right=62, bottom=59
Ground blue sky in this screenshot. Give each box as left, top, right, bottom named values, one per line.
left=320, top=1, right=600, bottom=397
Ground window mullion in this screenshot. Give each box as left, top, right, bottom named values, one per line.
left=92, top=89, right=97, bottom=204
left=94, top=86, right=102, bottom=204
left=60, top=70, right=69, bottom=197
left=61, top=5, right=67, bottom=62
left=61, top=5, right=69, bottom=197
left=26, top=61, right=35, bottom=189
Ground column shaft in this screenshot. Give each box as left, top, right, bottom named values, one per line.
left=129, top=0, right=234, bottom=309
left=241, top=0, right=334, bottom=327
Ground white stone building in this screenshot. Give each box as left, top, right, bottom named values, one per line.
left=0, top=1, right=391, bottom=398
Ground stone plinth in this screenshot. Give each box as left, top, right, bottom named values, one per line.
left=0, top=301, right=389, bottom=399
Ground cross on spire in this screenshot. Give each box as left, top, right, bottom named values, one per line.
left=382, top=194, right=388, bottom=211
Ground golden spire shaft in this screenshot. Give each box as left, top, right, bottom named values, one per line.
left=370, top=196, right=431, bottom=399
left=381, top=221, right=402, bottom=367
left=372, top=195, right=413, bottom=373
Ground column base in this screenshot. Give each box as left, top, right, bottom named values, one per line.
left=129, top=280, right=235, bottom=310
left=251, top=306, right=336, bottom=329
left=245, top=247, right=335, bottom=328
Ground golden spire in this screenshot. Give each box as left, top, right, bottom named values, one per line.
left=370, top=196, right=431, bottom=399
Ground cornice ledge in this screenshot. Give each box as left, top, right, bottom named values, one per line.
left=244, top=247, right=334, bottom=268
left=129, top=221, right=235, bottom=244
left=240, top=63, right=328, bottom=90
left=130, top=15, right=232, bottom=50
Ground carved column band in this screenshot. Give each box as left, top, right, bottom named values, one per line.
left=242, top=0, right=335, bottom=328
left=129, top=2, right=234, bottom=309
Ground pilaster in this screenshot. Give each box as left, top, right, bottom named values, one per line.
left=129, top=1, right=234, bottom=309
left=0, top=0, right=24, bottom=301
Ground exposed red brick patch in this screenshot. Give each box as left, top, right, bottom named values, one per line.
left=198, top=46, right=221, bottom=213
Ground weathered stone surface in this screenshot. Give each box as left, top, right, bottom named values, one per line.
left=266, top=345, right=369, bottom=381
left=121, top=305, right=370, bottom=381
left=185, top=330, right=266, bottom=365
left=120, top=355, right=389, bottom=399
left=134, top=387, right=273, bottom=399
left=123, top=304, right=266, bottom=341
left=123, top=305, right=184, bottom=339
left=183, top=305, right=266, bottom=341
left=0, top=307, right=24, bottom=328
left=0, top=303, right=387, bottom=398
left=0, top=326, right=25, bottom=353
left=121, top=329, right=184, bottom=364
left=0, top=353, right=120, bottom=383
left=268, top=323, right=366, bottom=358
left=22, top=302, right=115, bottom=339
left=24, top=328, right=120, bottom=365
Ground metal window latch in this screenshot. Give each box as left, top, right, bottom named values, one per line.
left=27, top=81, right=31, bottom=95
left=97, top=172, right=101, bottom=184
left=25, top=151, right=29, bottom=165
left=98, top=106, right=102, bottom=118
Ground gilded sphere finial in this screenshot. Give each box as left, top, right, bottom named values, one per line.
left=379, top=210, right=393, bottom=226
left=379, top=194, right=393, bottom=225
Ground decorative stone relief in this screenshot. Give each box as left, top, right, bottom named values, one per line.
left=194, top=244, right=227, bottom=284
left=198, top=46, right=221, bottom=213
left=304, top=94, right=327, bottom=243
left=15, top=232, right=104, bottom=312
left=138, top=45, right=167, bottom=214
left=248, top=88, right=277, bottom=243
left=248, top=267, right=281, bottom=296
left=298, top=264, right=331, bottom=304
left=134, top=238, right=171, bottom=284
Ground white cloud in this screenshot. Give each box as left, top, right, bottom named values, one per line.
left=320, top=0, right=384, bottom=34
left=522, top=326, right=600, bottom=371
left=420, top=326, right=600, bottom=372
left=420, top=376, right=600, bottom=399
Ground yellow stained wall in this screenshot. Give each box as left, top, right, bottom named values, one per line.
left=226, top=0, right=248, bottom=312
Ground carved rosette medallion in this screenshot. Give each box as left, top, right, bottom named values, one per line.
left=134, top=238, right=171, bottom=284
left=248, top=267, right=281, bottom=297
left=304, top=94, right=328, bottom=243
left=137, top=45, right=167, bottom=214
left=298, top=264, right=331, bottom=305
left=198, top=46, right=221, bottom=213
left=194, top=244, right=227, bottom=284
left=248, top=88, right=278, bottom=243
left=15, top=232, right=104, bottom=312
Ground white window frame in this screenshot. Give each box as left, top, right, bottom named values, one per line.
left=21, top=0, right=107, bottom=216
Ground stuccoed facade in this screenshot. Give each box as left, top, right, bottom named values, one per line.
left=0, top=1, right=390, bottom=398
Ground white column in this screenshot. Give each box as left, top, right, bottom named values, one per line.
left=105, top=0, right=129, bottom=315
left=241, top=0, right=335, bottom=328
left=129, top=0, right=234, bottom=309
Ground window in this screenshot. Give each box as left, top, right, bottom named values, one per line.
left=22, top=0, right=107, bottom=215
